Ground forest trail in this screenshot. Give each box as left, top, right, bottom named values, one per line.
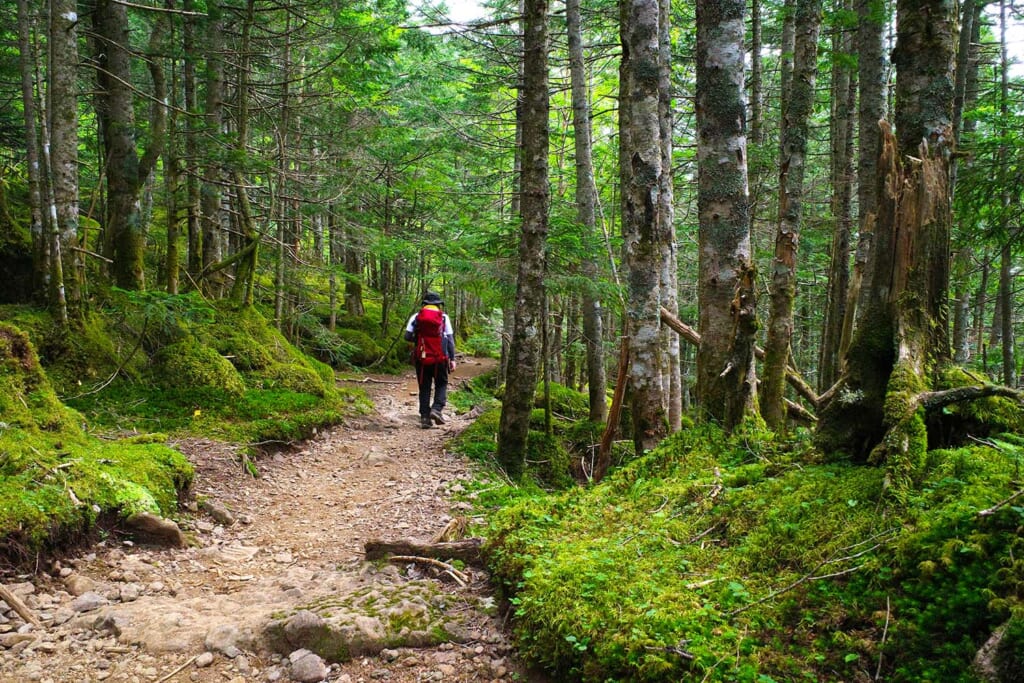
left=0, top=358, right=542, bottom=683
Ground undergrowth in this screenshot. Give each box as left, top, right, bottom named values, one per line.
left=475, top=423, right=1024, bottom=682
left=0, top=322, right=193, bottom=564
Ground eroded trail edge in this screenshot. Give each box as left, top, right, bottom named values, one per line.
left=0, top=358, right=535, bottom=683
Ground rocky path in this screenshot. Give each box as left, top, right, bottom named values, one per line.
left=0, top=359, right=541, bottom=683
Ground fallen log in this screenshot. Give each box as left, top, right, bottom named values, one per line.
left=364, top=538, right=485, bottom=568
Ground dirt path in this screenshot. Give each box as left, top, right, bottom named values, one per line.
left=0, top=359, right=542, bottom=683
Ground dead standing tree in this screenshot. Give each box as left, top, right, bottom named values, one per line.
left=815, top=0, right=1022, bottom=490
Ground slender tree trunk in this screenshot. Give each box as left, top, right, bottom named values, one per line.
left=621, top=0, right=669, bottom=454
left=200, top=1, right=226, bottom=296
left=949, top=0, right=981, bottom=365
left=228, top=0, right=259, bottom=304
left=183, top=0, right=202, bottom=278
left=998, top=244, right=1014, bottom=385
left=996, top=0, right=1016, bottom=386
left=975, top=257, right=989, bottom=360
left=566, top=0, right=607, bottom=423
left=847, top=0, right=887, bottom=335
left=497, top=0, right=550, bottom=479
left=761, top=0, right=822, bottom=429
left=749, top=0, right=764, bottom=146
left=819, top=0, right=856, bottom=391
left=16, top=0, right=47, bottom=297
left=49, top=0, right=82, bottom=323
left=695, top=0, right=757, bottom=429
left=659, top=0, right=681, bottom=433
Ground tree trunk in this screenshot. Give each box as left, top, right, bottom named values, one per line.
left=694, top=0, right=757, bottom=429
left=200, top=1, right=226, bottom=297
left=16, top=0, right=47, bottom=297
left=92, top=0, right=164, bottom=291
left=659, top=0, right=681, bottom=433
left=621, top=0, right=669, bottom=454
left=819, top=0, right=856, bottom=392
left=566, top=0, right=607, bottom=423
left=228, top=0, right=258, bottom=305
left=848, top=0, right=887, bottom=333
left=761, top=0, right=822, bottom=430
left=749, top=0, right=764, bottom=146
left=182, top=0, right=202, bottom=279
left=996, top=1, right=1015, bottom=387
left=817, top=0, right=955, bottom=484
left=48, top=0, right=82, bottom=323
left=496, top=0, right=549, bottom=480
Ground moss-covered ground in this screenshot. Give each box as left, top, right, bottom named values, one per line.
left=0, top=322, right=193, bottom=562
left=450, top=389, right=1024, bottom=681
left=0, top=296, right=386, bottom=565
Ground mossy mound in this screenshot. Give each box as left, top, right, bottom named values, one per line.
left=485, top=424, right=1024, bottom=681
left=535, top=382, right=590, bottom=420
left=152, top=339, right=246, bottom=397
left=0, top=306, right=144, bottom=393
left=56, top=304, right=369, bottom=446
left=0, top=322, right=193, bottom=563
left=334, top=328, right=385, bottom=367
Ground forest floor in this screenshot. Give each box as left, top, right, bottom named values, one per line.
left=0, top=358, right=548, bottom=683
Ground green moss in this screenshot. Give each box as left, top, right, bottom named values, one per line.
left=334, top=328, right=384, bottom=366
left=536, top=382, right=590, bottom=420
left=0, top=322, right=193, bottom=560
left=152, top=339, right=246, bottom=397
left=483, top=423, right=1024, bottom=681
left=259, top=362, right=327, bottom=396
left=993, top=614, right=1024, bottom=679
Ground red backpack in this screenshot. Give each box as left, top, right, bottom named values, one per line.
left=414, top=306, right=447, bottom=365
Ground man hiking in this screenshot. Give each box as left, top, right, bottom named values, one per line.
left=405, top=292, right=456, bottom=429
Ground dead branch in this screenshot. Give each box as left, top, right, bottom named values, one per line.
left=978, top=488, right=1024, bottom=518
left=387, top=555, right=469, bottom=585
left=364, top=538, right=484, bottom=568
left=660, top=307, right=820, bottom=409
left=785, top=398, right=817, bottom=424
left=918, top=384, right=1024, bottom=412
left=0, top=582, right=42, bottom=628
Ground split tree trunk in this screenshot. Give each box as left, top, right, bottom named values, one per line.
left=816, top=0, right=955, bottom=488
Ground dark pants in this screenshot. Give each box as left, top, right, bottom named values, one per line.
left=416, top=362, right=449, bottom=417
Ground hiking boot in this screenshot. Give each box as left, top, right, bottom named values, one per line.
left=430, top=409, right=446, bottom=425
left=420, top=416, right=433, bottom=429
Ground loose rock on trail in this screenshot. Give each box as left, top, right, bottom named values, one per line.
left=0, top=358, right=542, bottom=683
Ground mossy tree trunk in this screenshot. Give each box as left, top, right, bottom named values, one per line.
left=816, top=0, right=955, bottom=489
left=496, top=0, right=549, bottom=480
left=621, top=0, right=669, bottom=455
left=92, top=0, right=165, bottom=291
left=566, top=0, right=607, bottom=424
left=761, top=0, right=822, bottom=430
left=694, top=0, right=757, bottom=430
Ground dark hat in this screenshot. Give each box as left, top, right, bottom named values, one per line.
left=422, top=291, right=443, bottom=305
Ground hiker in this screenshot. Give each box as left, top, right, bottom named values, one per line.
left=405, top=292, right=456, bottom=429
